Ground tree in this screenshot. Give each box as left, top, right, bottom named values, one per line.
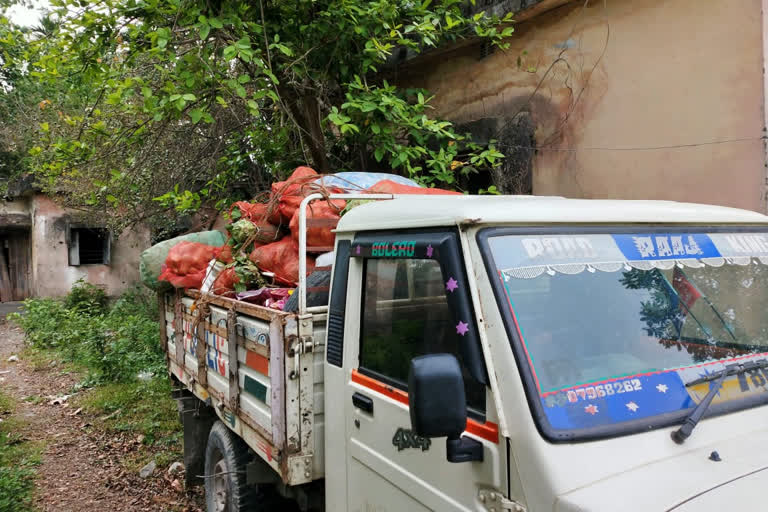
left=15, top=0, right=512, bottom=231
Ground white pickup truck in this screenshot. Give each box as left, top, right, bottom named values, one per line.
left=163, top=195, right=768, bottom=511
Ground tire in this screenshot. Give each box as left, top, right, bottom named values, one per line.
left=204, top=421, right=257, bottom=512
left=284, top=270, right=331, bottom=312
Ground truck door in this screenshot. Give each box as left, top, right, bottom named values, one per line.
left=338, top=231, right=505, bottom=511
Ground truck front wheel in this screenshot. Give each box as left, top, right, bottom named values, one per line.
left=204, top=421, right=256, bottom=512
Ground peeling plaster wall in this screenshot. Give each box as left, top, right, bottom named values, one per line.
left=397, top=0, right=766, bottom=211
left=31, top=195, right=150, bottom=297
left=0, top=197, right=31, bottom=216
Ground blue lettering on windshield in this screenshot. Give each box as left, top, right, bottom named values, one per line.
left=612, top=234, right=721, bottom=260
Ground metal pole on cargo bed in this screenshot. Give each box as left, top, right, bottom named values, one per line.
left=297, top=193, right=393, bottom=315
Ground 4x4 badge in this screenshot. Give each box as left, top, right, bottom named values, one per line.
left=392, top=427, right=431, bottom=452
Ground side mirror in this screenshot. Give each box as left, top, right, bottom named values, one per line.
left=408, top=354, right=483, bottom=463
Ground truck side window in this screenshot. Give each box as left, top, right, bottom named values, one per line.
left=359, top=258, right=486, bottom=415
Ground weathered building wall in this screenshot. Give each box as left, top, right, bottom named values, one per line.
left=397, top=0, right=766, bottom=211
left=30, top=195, right=150, bottom=297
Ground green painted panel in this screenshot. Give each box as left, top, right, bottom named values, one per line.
left=244, top=374, right=268, bottom=403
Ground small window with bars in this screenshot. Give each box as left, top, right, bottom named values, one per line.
left=68, top=227, right=111, bottom=266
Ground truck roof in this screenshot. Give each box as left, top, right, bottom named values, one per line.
left=335, top=195, right=768, bottom=232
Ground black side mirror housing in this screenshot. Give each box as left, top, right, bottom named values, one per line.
left=408, top=354, right=483, bottom=463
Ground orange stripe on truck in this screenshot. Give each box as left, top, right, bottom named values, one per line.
left=351, top=369, right=499, bottom=444
left=245, top=350, right=269, bottom=376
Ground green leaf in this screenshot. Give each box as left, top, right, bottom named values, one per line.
left=182, top=93, right=196, bottom=102
left=223, top=46, right=237, bottom=60
left=189, top=109, right=204, bottom=124
left=209, top=17, right=223, bottom=29
left=199, top=23, right=210, bottom=40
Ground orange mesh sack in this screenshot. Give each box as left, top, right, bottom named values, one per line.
left=366, top=179, right=462, bottom=195
left=212, top=267, right=239, bottom=297
left=269, top=166, right=319, bottom=225
left=289, top=200, right=344, bottom=250
left=158, top=241, right=219, bottom=289
left=229, top=202, right=280, bottom=245
left=249, top=237, right=315, bottom=285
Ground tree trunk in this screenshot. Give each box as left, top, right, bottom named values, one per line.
left=284, top=92, right=329, bottom=172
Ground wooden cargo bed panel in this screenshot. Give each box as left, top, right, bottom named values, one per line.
left=163, top=290, right=326, bottom=485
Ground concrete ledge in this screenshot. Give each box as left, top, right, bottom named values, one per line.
left=0, top=213, right=31, bottom=229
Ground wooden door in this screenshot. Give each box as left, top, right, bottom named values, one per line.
left=0, top=232, right=31, bottom=301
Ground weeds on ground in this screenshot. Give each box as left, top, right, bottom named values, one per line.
left=0, top=391, right=42, bottom=512
left=10, top=281, right=182, bottom=473
left=11, top=281, right=165, bottom=384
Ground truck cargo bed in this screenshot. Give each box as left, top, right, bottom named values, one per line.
left=162, top=289, right=326, bottom=485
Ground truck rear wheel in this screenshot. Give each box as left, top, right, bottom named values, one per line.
left=204, top=421, right=256, bottom=512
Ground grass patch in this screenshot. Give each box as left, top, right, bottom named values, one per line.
left=0, top=391, right=42, bottom=512
left=74, top=378, right=182, bottom=470
left=11, top=282, right=183, bottom=475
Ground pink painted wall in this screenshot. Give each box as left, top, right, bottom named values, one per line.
left=30, top=195, right=150, bottom=297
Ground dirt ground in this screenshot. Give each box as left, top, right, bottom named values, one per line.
left=0, top=319, right=205, bottom=512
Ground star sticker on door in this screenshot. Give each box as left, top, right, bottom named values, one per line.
left=626, top=401, right=639, bottom=412
left=426, top=245, right=434, bottom=257
left=355, top=245, right=361, bottom=255
left=656, top=384, right=668, bottom=393
left=445, top=277, right=458, bottom=293
left=584, top=404, right=598, bottom=415
left=456, top=321, right=469, bottom=336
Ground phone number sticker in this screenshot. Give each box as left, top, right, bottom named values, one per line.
left=566, top=379, right=642, bottom=403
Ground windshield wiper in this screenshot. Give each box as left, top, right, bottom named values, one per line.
left=672, top=359, right=768, bottom=444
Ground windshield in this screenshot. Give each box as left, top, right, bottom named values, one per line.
left=483, top=230, right=768, bottom=438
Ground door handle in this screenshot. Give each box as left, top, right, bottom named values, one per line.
left=352, top=392, right=374, bottom=414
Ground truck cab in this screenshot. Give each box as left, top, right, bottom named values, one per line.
left=170, top=195, right=768, bottom=511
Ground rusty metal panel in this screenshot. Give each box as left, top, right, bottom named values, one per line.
left=174, top=290, right=185, bottom=374
left=269, top=316, right=286, bottom=451
left=227, top=308, right=240, bottom=411
left=194, top=303, right=209, bottom=388
left=284, top=316, right=301, bottom=454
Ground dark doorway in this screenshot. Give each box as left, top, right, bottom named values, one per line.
left=0, top=230, right=31, bottom=302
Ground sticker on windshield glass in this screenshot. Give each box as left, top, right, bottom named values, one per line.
left=540, top=354, right=768, bottom=430
left=708, top=233, right=768, bottom=258
left=612, top=234, right=721, bottom=261
left=541, top=372, right=693, bottom=429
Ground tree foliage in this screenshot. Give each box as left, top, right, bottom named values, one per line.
left=4, top=0, right=512, bottom=231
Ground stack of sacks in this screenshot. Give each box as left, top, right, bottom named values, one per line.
left=154, top=166, right=459, bottom=306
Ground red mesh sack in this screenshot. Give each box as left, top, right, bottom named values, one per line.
left=289, top=200, right=344, bottom=250
left=212, top=267, right=239, bottom=297
left=249, top=237, right=315, bottom=285
left=231, top=201, right=267, bottom=222
left=158, top=241, right=218, bottom=289
left=366, top=179, right=462, bottom=195
left=230, top=202, right=280, bottom=244
left=268, top=166, right=319, bottom=224
left=217, top=244, right=234, bottom=264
